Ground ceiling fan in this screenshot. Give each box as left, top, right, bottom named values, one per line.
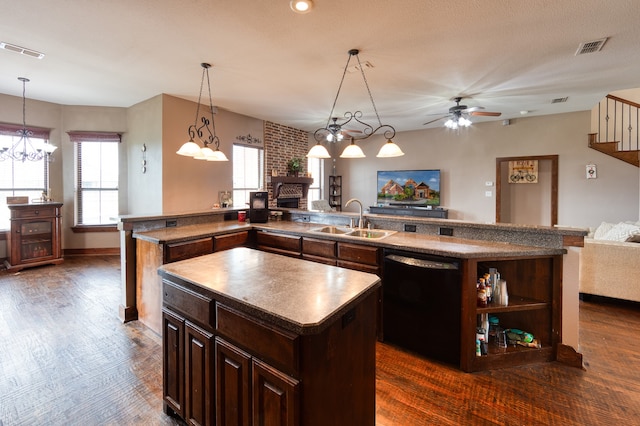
left=423, top=97, right=502, bottom=128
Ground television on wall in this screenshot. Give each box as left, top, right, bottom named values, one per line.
left=377, top=169, right=441, bottom=207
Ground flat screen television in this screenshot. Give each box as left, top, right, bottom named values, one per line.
left=377, top=169, right=441, bottom=207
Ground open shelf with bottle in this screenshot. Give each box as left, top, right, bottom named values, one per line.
left=329, top=175, right=342, bottom=211
left=461, top=255, right=561, bottom=372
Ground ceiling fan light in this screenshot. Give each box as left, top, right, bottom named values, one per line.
left=340, top=141, right=366, bottom=158
left=177, top=140, right=202, bottom=156
left=307, top=142, right=331, bottom=159
left=377, top=140, right=404, bottom=158
left=459, top=117, right=472, bottom=127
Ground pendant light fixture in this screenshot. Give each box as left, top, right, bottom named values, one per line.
left=176, top=63, right=228, bottom=161
left=308, top=49, right=404, bottom=159
left=0, top=77, right=57, bottom=162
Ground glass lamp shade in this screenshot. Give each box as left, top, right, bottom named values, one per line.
left=306, top=143, right=331, bottom=159
left=176, top=140, right=202, bottom=156
left=206, top=149, right=229, bottom=161
left=376, top=139, right=405, bottom=158
left=193, top=146, right=214, bottom=160
left=42, top=143, right=57, bottom=153
left=340, top=141, right=366, bottom=158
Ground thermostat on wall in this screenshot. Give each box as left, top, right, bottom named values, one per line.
left=586, top=164, right=597, bottom=179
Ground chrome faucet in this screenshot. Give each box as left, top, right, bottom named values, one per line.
left=345, top=198, right=364, bottom=229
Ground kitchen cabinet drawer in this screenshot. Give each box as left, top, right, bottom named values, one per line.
left=337, top=242, right=380, bottom=266
left=216, top=303, right=300, bottom=376
left=302, top=237, right=336, bottom=258
left=214, top=231, right=249, bottom=252
left=164, top=237, right=213, bottom=263
left=163, top=280, right=214, bottom=329
left=256, top=231, right=301, bottom=257
left=11, top=206, right=57, bottom=219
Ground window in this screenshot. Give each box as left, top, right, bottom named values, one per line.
left=69, top=132, right=120, bottom=226
left=0, top=125, right=50, bottom=230
left=232, top=144, right=264, bottom=207
left=307, top=157, right=324, bottom=209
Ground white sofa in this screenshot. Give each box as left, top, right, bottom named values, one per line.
left=579, top=221, right=640, bottom=303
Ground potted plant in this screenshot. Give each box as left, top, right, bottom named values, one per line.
left=287, top=157, right=303, bottom=177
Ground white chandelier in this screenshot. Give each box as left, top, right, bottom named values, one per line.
left=0, top=77, right=57, bottom=162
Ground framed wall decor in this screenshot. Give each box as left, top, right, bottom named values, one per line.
left=508, top=160, right=538, bottom=184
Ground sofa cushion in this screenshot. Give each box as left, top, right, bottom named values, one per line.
left=593, top=221, right=615, bottom=240
left=600, top=222, right=640, bottom=242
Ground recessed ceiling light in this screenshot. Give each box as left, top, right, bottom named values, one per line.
left=0, top=41, right=45, bottom=59
left=290, top=0, right=313, bottom=14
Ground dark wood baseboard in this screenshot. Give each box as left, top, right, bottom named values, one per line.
left=119, top=304, right=138, bottom=323
left=64, top=248, right=120, bottom=256
left=556, top=343, right=585, bottom=370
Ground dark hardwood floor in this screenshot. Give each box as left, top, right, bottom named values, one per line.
left=1, top=256, right=639, bottom=425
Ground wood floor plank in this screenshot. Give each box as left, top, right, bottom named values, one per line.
left=1, top=256, right=639, bottom=425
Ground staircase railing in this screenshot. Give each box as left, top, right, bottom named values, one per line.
left=589, top=95, right=640, bottom=167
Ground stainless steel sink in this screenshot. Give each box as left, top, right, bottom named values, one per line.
left=311, top=226, right=352, bottom=235
left=346, top=229, right=395, bottom=239
left=310, top=226, right=395, bottom=239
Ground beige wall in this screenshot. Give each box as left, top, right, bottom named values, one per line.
left=331, top=111, right=640, bottom=229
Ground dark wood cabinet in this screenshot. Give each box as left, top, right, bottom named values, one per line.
left=162, top=309, right=184, bottom=418
left=214, top=231, right=250, bottom=252
left=337, top=242, right=381, bottom=275
left=4, top=202, right=63, bottom=272
left=301, top=237, right=336, bottom=265
left=185, top=321, right=215, bottom=426
left=164, top=237, right=213, bottom=263
left=215, top=338, right=251, bottom=426
left=160, top=249, right=379, bottom=426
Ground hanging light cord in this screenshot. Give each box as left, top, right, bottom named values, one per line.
left=324, top=51, right=353, bottom=129
left=355, top=53, right=383, bottom=128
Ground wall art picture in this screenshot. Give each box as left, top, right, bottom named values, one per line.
left=377, top=169, right=441, bottom=206
left=508, top=160, right=538, bottom=183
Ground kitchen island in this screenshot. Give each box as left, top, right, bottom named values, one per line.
left=158, top=247, right=380, bottom=425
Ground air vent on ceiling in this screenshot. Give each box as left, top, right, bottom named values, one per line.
left=575, top=37, right=608, bottom=56
left=347, top=61, right=374, bottom=73
left=551, top=97, right=569, bottom=104
left=0, top=42, right=45, bottom=59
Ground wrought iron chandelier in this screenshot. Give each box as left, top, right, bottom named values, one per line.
left=0, top=77, right=57, bottom=162
left=176, top=63, right=228, bottom=161
left=308, top=49, right=404, bottom=159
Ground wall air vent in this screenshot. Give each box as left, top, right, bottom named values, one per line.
left=551, top=97, right=568, bottom=104
left=575, top=38, right=608, bottom=56
left=0, top=42, right=45, bottom=59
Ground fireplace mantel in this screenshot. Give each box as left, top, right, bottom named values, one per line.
left=271, top=176, right=314, bottom=199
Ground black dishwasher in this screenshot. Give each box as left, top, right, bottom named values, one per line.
left=383, top=249, right=462, bottom=365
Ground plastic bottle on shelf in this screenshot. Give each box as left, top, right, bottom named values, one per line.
left=499, top=279, right=509, bottom=306
left=484, top=273, right=492, bottom=304
left=477, top=278, right=487, bottom=308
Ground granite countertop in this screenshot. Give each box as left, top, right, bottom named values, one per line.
left=135, top=219, right=566, bottom=258
left=251, top=221, right=566, bottom=258
left=134, top=222, right=252, bottom=243
left=158, top=247, right=381, bottom=335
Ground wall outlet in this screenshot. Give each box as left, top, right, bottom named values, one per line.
left=485, top=181, right=494, bottom=187
left=166, top=220, right=177, bottom=227
left=485, top=190, right=493, bottom=197
left=404, top=224, right=417, bottom=232
left=439, top=227, right=453, bottom=236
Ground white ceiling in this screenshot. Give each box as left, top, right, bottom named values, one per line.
left=1, top=0, right=639, bottom=132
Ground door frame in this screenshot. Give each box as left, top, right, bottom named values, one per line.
left=495, top=155, right=558, bottom=226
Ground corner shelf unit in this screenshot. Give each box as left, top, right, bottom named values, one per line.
left=329, top=175, right=342, bottom=211
left=461, top=254, right=561, bottom=372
